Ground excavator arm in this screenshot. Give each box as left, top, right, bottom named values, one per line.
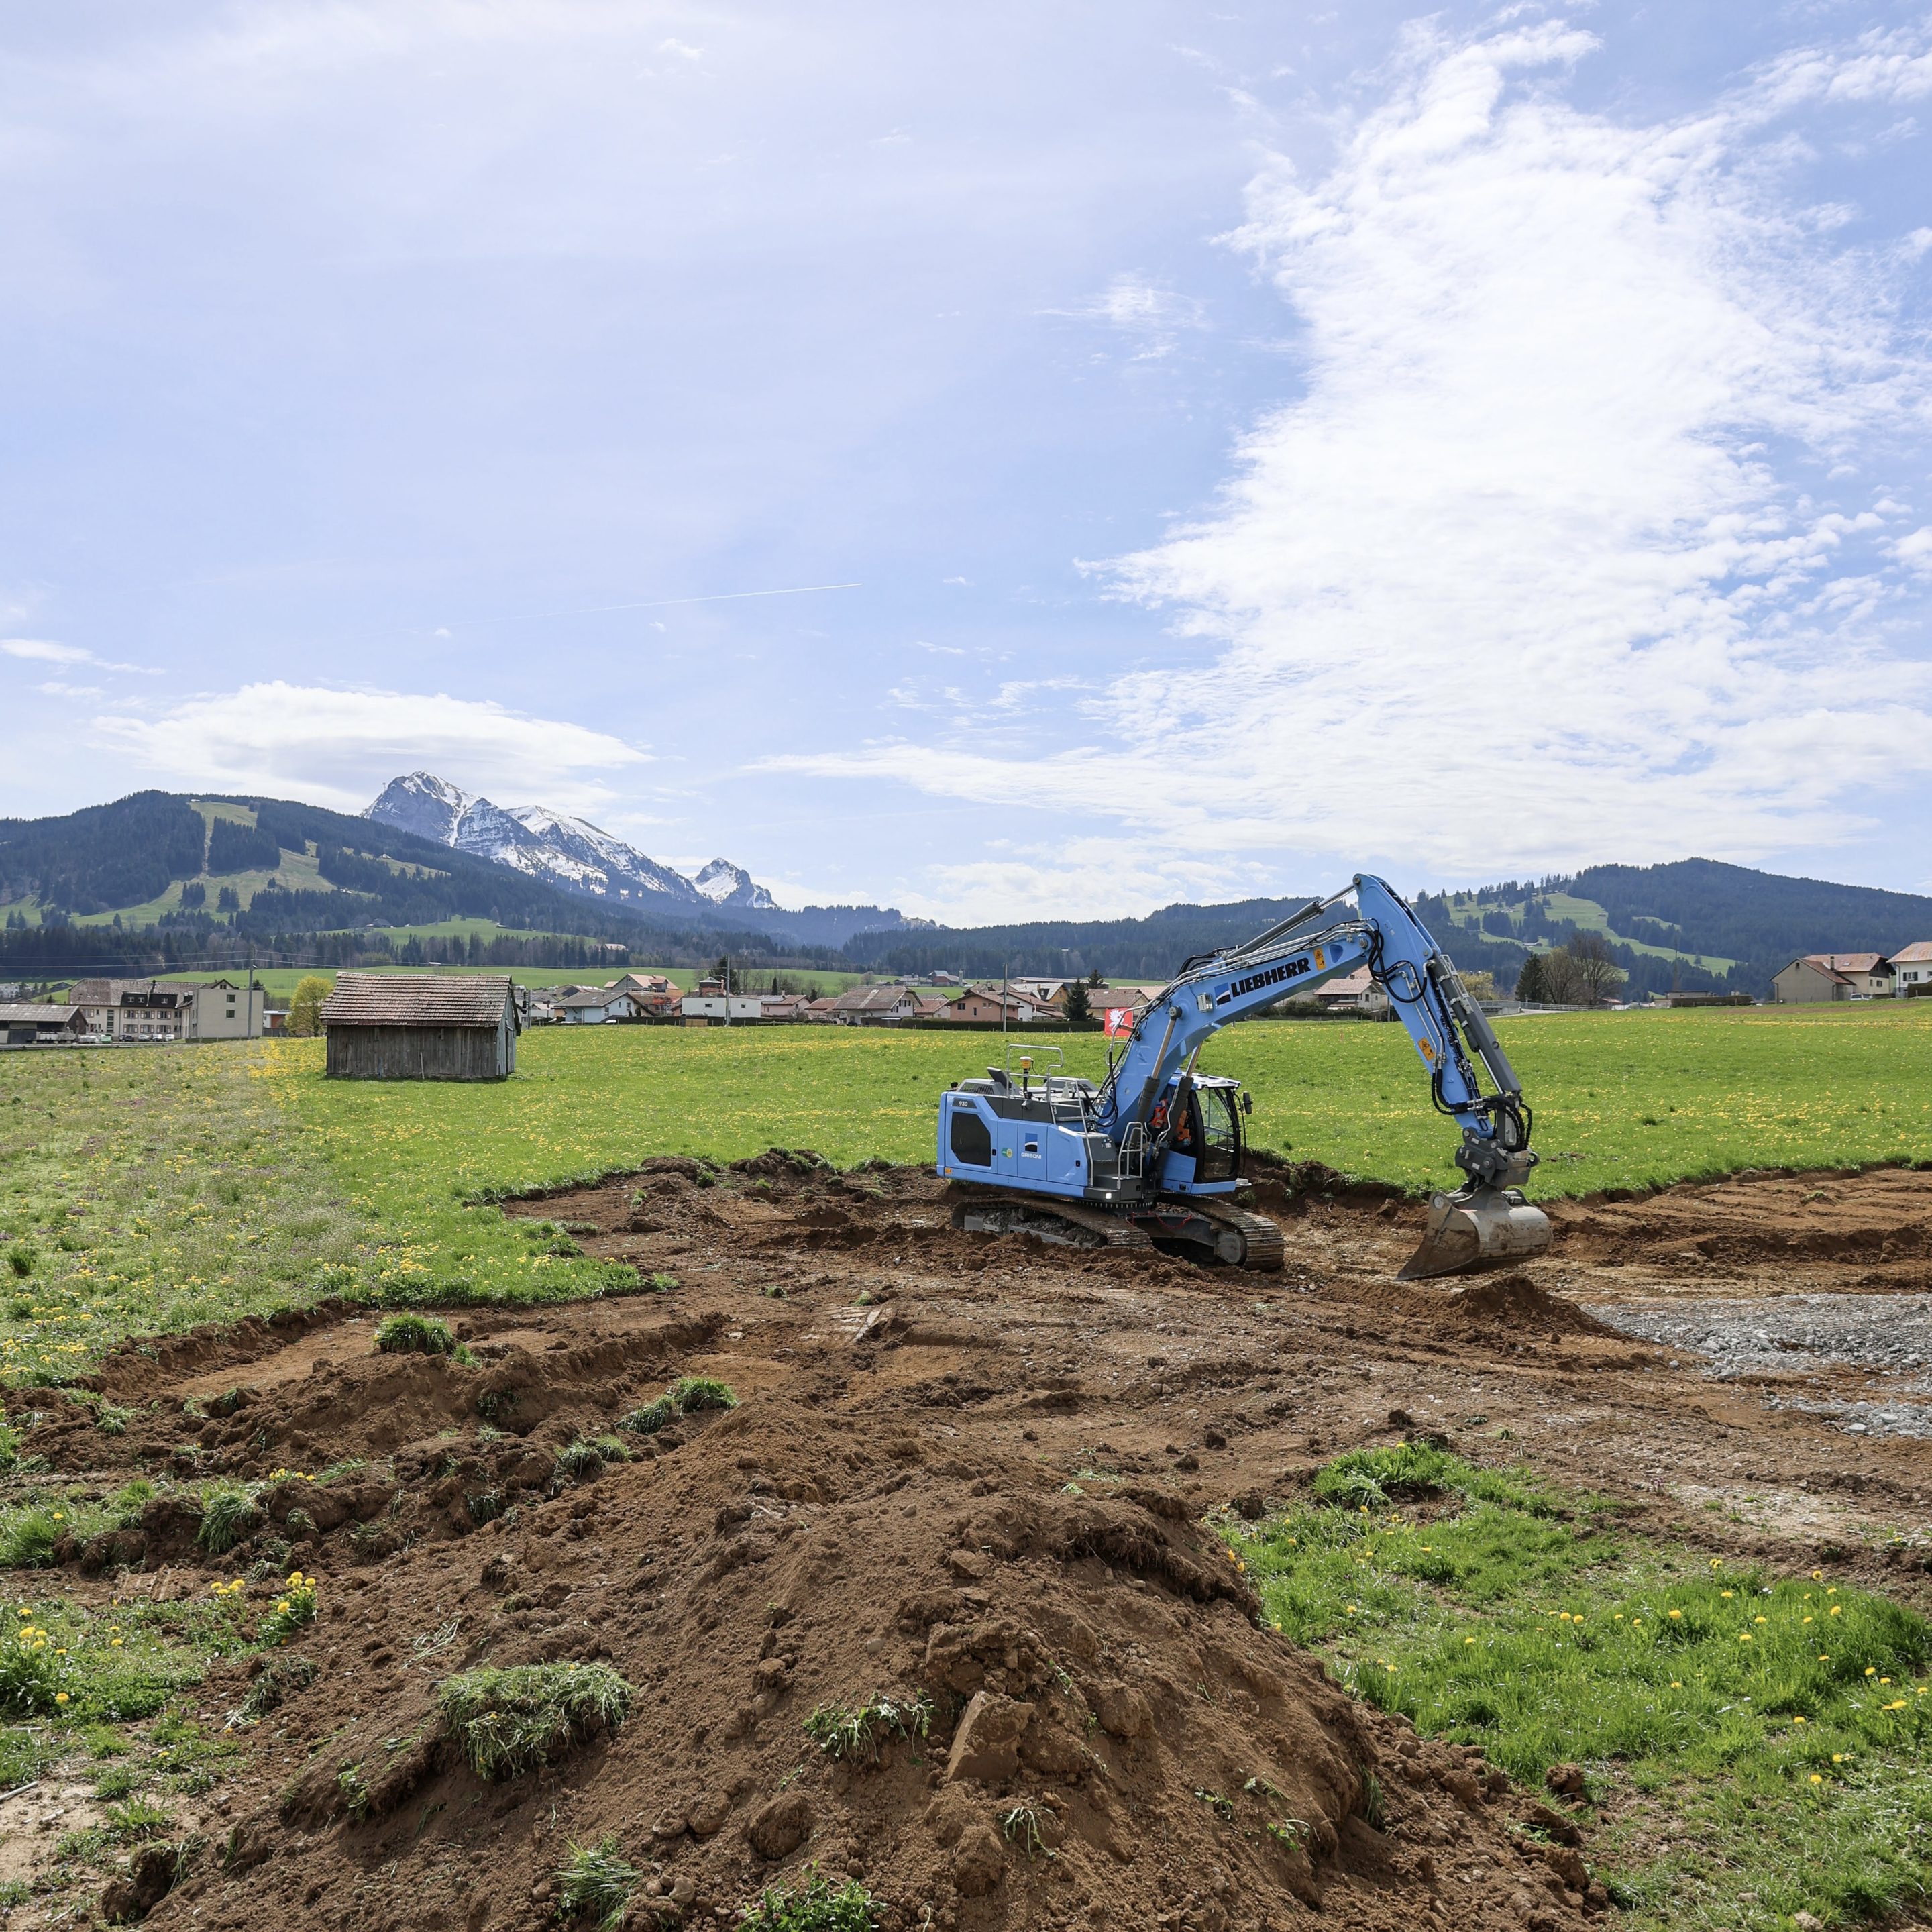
left=1096, top=874, right=1551, bottom=1278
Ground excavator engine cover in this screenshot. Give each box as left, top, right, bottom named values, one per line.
left=1398, top=1184, right=1552, bottom=1281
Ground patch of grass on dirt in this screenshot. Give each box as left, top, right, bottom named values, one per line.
left=195, top=1480, right=262, bottom=1556
left=0, top=1596, right=204, bottom=1727
left=621, top=1377, right=739, bottom=1438
left=437, top=1662, right=633, bottom=1780
left=671, top=1375, right=737, bottom=1413
left=555, top=1833, right=639, bottom=1930
left=743, top=1869, right=877, bottom=1931
left=1224, top=1456, right=1932, bottom=1929
left=802, top=1691, right=935, bottom=1761
left=372, top=1311, right=475, bottom=1362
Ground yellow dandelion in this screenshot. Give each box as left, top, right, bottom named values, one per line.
left=1668, top=1610, right=1683, bottom=1621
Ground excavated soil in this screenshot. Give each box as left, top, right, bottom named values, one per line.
left=11, top=1155, right=1932, bottom=1932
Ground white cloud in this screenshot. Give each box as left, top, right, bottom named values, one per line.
left=3, top=637, right=89, bottom=664
left=36, top=680, right=103, bottom=699
left=91, top=682, right=647, bottom=814
left=3, top=636, right=156, bottom=674
left=781, top=19, right=1932, bottom=880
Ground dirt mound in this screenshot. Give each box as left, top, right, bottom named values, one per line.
left=1438, top=1273, right=1619, bottom=1338
left=106, top=1352, right=1585, bottom=1932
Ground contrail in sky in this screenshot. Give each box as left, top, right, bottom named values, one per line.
left=483, top=582, right=863, bottom=624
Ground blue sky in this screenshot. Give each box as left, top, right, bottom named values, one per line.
left=2, top=2, right=1929, bottom=922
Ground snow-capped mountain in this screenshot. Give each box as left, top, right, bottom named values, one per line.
left=692, top=859, right=776, bottom=912
left=364, top=773, right=769, bottom=911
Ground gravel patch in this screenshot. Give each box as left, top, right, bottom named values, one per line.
left=1589, top=1293, right=1932, bottom=1439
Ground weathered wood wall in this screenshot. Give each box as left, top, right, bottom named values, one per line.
left=323, top=1018, right=513, bottom=1081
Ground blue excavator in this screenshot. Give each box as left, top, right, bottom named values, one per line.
left=936, top=875, right=1552, bottom=1280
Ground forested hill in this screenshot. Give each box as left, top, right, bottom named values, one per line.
left=848, top=859, right=1932, bottom=998
left=0, top=792, right=848, bottom=975
left=1565, top=860, right=1932, bottom=979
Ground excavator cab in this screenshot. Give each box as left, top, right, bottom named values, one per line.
left=1151, top=1075, right=1250, bottom=1192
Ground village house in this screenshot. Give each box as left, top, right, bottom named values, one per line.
left=945, top=983, right=1043, bottom=1024
left=1310, top=967, right=1391, bottom=1016
left=681, top=977, right=766, bottom=1022
left=1807, top=953, right=1894, bottom=998
left=1892, top=941, right=1932, bottom=996
left=803, top=995, right=842, bottom=1022
left=608, top=973, right=682, bottom=1018
left=824, top=983, right=925, bottom=1024
left=1772, top=953, right=1895, bottom=1003
left=553, top=987, right=629, bottom=1024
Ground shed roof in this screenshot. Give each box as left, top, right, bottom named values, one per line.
left=1886, top=941, right=1932, bottom=964
left=1805, top=953, right=1890, bottom=974
left=0, top=1004, right=85, bottom=1026
left=319, top=973, right=519, bottom=1030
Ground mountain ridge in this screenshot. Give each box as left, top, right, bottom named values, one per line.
left=364, top=772, right=732, bottom=909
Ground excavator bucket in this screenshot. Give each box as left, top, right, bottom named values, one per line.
left=1398, top=1185, right=1553, bottom=1281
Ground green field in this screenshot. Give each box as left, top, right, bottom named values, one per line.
left=3, top=1003, right=1929, bottom=1373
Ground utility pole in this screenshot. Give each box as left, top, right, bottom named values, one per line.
left=722, top=954, right=731, bottom=1028
left=247, top=946, right=258, bottom=1040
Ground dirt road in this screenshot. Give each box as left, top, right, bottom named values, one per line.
left=13, top=1157, right=1932, bottom=1931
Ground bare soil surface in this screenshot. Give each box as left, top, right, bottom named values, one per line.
left=11, top=1155, right=1932, bottom=1932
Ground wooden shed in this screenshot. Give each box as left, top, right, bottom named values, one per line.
left=318, top=973, right=520, bottom=1081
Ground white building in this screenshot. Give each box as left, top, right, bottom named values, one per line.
left=1892, top=941, right=1932, bottom=997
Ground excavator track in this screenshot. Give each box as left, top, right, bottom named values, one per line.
left=947, top=1186, right=1283, bottom=1270
left=1176, top=1197, right=1286, bottom=1273
left=948, top=1189, right=1154, bottom=1252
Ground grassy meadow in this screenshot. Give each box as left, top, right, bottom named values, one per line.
left=1219, top=1447, right=1932, bottom=1929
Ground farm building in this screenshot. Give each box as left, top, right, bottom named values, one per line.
left=0, top=1003, right=89, bottom=1048
left=318, top=973, right=519, bottom=1081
